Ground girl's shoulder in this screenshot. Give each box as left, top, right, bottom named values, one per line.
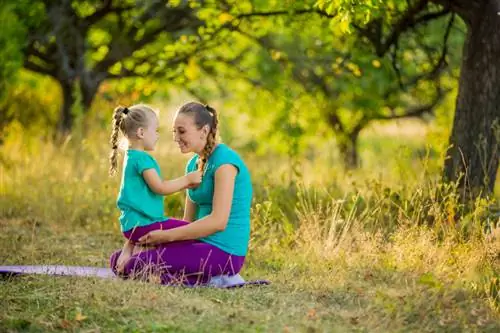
left=127, top=150, right=159, bottom=171
left=127, top=149, right=153, bottom=158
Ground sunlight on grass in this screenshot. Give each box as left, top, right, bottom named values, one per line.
left=1, top=125, right=499, bottom=332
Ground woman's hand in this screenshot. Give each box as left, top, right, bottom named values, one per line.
left=137, top=230, right=171, bottom=246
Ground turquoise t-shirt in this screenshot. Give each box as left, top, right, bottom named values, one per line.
left=186, top=144, right=252, bottom=256
left=117, top=150, right=166, bottom=232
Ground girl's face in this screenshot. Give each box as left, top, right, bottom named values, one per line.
left=141, top=113, right=159, bottom=151
left=172, top=113, right=208, bottom=154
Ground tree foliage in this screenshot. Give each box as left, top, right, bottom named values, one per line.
left=315, top=0, right=500, bottom=196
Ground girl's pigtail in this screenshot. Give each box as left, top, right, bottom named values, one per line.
left=109, top=106, right=126, bottom=176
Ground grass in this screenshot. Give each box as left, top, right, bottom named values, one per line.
left=1, top=125, right=499, bottom=332
left=1, top=218, right=498, bottom=332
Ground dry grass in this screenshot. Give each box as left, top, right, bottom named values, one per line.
left=1, top=129, right=499, bottom=332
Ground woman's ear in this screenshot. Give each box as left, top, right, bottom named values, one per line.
left=202, top=125, right=210, bottom=136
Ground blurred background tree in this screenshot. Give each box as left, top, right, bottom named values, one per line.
left=315, top=0, right=499, bottom=197
left=11, top=0, right=221, bottom=135
left=0, top=0, right=497, bottom=200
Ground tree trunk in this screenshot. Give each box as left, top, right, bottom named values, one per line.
left=56, top=77, right=100, bottom=136
left=443, top=3, right=500, bottom=198
left=57, top=81, right=74, bottom=136
left=338, top=131, right=360, bottom=169
left=81, top=72, right=100, bottom=110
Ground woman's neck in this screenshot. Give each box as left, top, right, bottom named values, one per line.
left=196, top=142, right=219, bottom=156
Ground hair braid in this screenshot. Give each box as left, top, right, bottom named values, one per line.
left=198, top=105, right=218, bottom=172
left=109, top=106, right=125, bottom=176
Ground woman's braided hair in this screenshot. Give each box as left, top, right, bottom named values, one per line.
left=109, top=104, right=156, bottom=176
left=177, top=102, right=218, bottom=172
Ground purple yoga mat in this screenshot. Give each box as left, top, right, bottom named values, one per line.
left=0, top=265, right=270, bottom=288
left=0, top=265, right=115, bottom=278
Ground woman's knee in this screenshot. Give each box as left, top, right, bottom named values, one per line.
left=123, top=250, right=166, bottom=279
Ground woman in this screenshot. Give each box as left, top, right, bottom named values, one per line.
left=109, top=102, right=253, bottom=285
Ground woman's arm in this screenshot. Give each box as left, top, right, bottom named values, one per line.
left=183, top=196, right=197, bottom=222
left=142, top=169, right=202, bottom=195
left=137, top=164, right=237, bottom=245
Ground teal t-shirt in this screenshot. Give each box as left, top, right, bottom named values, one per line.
left=117, top=150, right=166, bottom=232
left=186, top=144, right=252, bottom=256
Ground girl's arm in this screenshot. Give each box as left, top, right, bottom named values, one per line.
left=137, top=164, right=237, bottom=244
left=183, top=196, right=197, bottom=222
left=142, top=169, right=202, bottom=196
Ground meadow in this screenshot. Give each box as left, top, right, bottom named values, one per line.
left=1, top=112, right=499, bottom=332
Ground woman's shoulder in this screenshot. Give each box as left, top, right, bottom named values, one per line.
left=213, top=143, right=241, bottom=160
left=211, top=144, right=248, bottom=170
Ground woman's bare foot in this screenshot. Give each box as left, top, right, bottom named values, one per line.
left=116, top=241, right=134, bottom=273
left=116, top=251, right=131, bottom=274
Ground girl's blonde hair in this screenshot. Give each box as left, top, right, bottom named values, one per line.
left=109, top=104, right=156, bottom=176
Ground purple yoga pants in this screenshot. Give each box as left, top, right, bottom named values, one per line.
left=123, top=220, right=177, bottom=243
left=110, top=218, right=245, bottom=285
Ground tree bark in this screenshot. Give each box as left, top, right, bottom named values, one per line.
left=57, top=81, right=74, bottom=136
left=443, top=1, right=500, bottom=197
left=81, top=74, right=100, bottom=110
left=338, top=131, right=361, bottom=169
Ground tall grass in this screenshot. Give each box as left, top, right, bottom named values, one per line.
left=1, top=124, right=499, bottom=331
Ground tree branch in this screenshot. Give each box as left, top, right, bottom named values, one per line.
left=26, top=42, right=53, bottom=65
left=106, top=38, right=221, bottom=80
left=326, top=111, right=347, bottom=133
left=383, top=13, right=454, bottom=98
left=184, top=86, right=208, bottom=104
left=379, top=85, right=448, bottom=121
left=24, top=59, right=57, bottom=78
left=94, top=5, right=202, bottom=76
left=430, top=0, right=480, bottom=23
left=236, top=8, right=337, bottom=19
left=358, top=0, right=451, bottom=56
left=390, top=39, right=404, bottom=89
left=82, top=1, right=135, bottom=28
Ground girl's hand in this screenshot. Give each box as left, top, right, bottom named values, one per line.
left=137, top=230, right=171, bottom=246
left=186, top=170, right=203, bottom=187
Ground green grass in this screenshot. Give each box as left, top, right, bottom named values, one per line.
left=1, top=128, right=499, bottom=332
left=1, top=218, right=499, bottom=332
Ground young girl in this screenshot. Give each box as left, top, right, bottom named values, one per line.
left=109, top=104, right=202, bottom=269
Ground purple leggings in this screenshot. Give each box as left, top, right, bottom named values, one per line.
left=123, top=220, right=176, bottom=243
left=110, top=219, right=245, bottom=286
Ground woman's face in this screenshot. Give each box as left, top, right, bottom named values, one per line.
left=172, top=113, right=208, bottom=154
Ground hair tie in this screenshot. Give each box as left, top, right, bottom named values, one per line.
left=123, top=107, right=129, bottom=115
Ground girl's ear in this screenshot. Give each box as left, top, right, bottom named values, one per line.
left=136, top=127, right=145, bottom=139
